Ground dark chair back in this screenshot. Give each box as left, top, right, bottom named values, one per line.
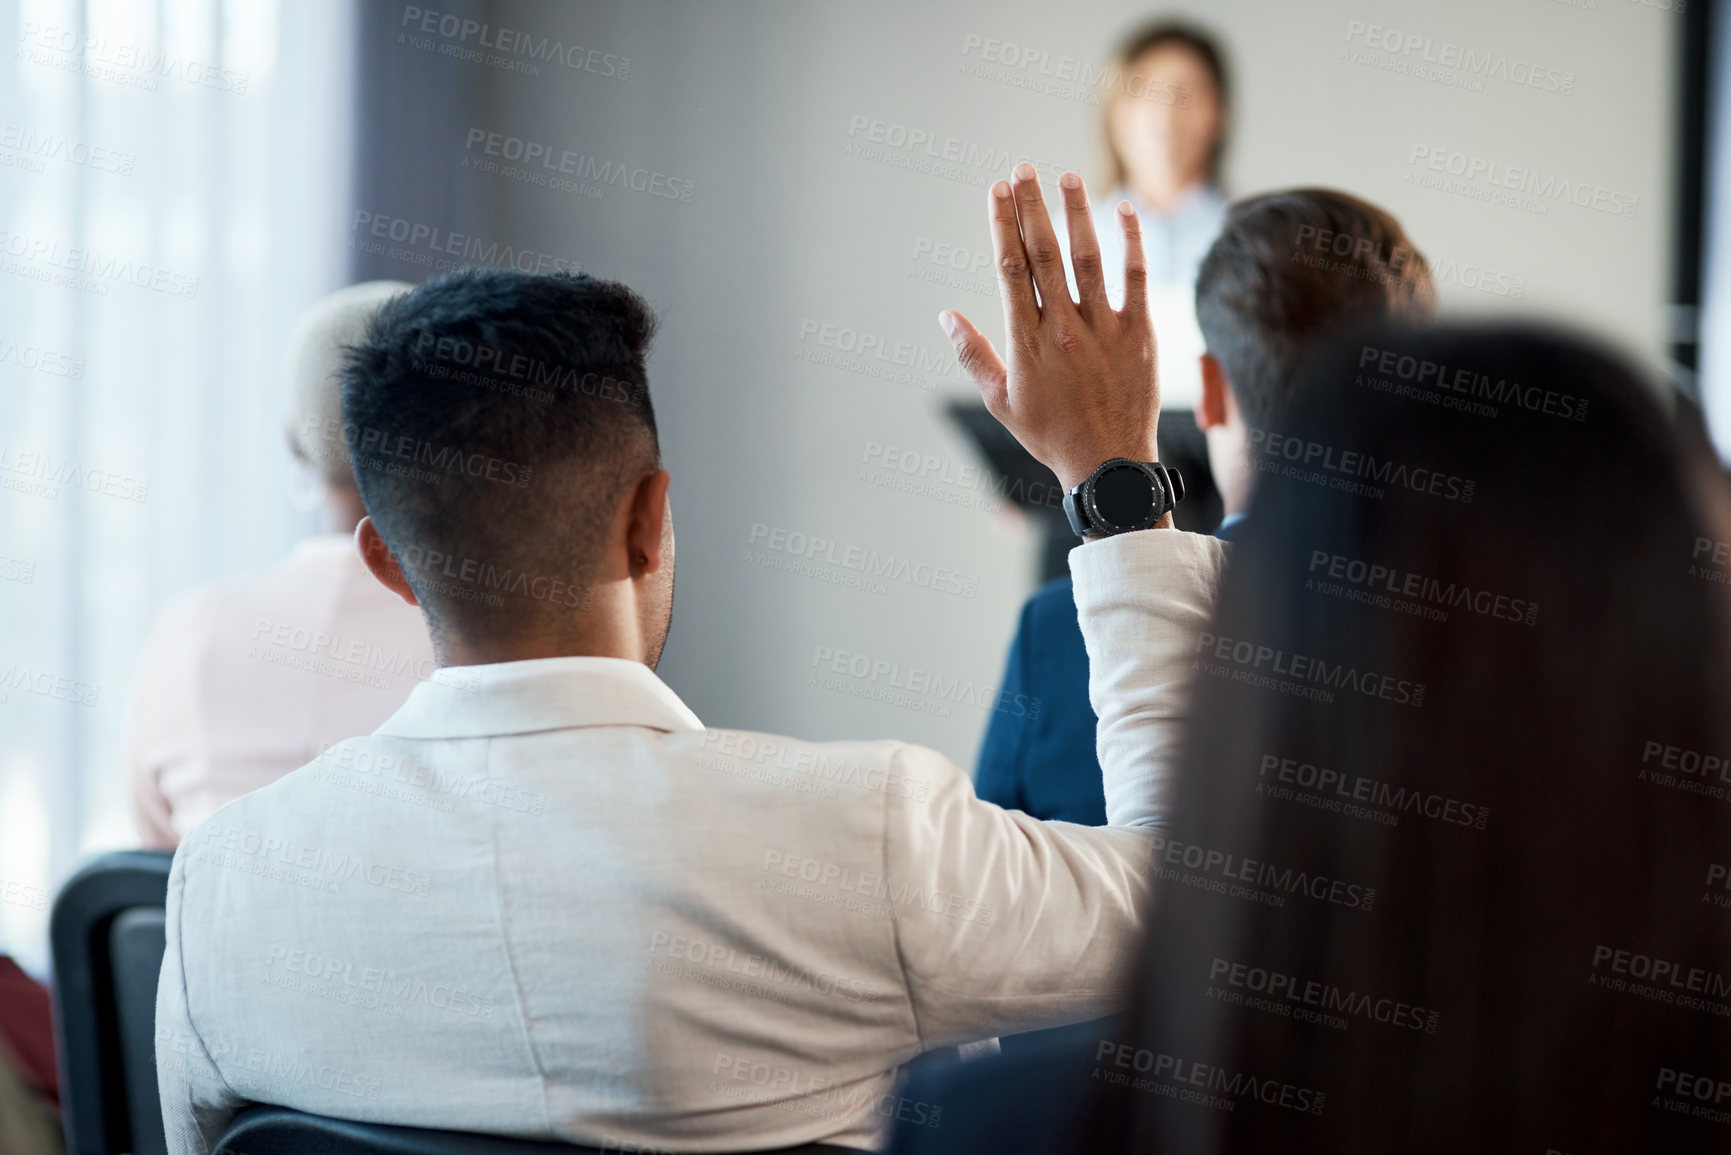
left=50, top=850, right=174, bottom=1155
left=216, top=1105, right=862, bottom=1155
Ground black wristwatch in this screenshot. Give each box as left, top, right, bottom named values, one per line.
left=1063, top=458, right=1185, bottom=538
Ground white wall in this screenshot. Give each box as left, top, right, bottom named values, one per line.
left=457, top=0, right=1675, bottom=767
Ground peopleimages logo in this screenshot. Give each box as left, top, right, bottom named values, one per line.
left=1292, top=223, right=1418, bottom=273
left=957, top=33, right=1190, bottom=107
left=1704, top=864, right=1731, bottom=910
left=264, top=944, right=498, bottom=1020
left=759, top=849, right=996, bottom=924
left=1342, top=20, right=1576, bottom=94
left=798, top=320, right=960, bottom=382
left=1247, top=428, right=1474, bottom=505
left=698, top=730, right=931, bottom=802
left=841, top=114, right=1078, bottom=191
left=412, top=333, right=646, bottom=407
left=350, top=211, right=580, bottom=275
left=0, top=878, right=49, bottom=911
left=1148, top=831, right=1376, bottom=911
left=0, top=443, right=148, bottom=503
left=0, top=336, right=83, bottom=379
left=1257, top=754, right=1489, bottom=831
left=746, top=523, right=980, bottom=598
left=400, top=6, right=629, bottom=78
left=810, top=643, right=1041, bottom=721
left=391, top=545, right=595, bottom=612
left=1306, top=549, right=1539, bottom=627
left=462, top=128, right=693, bottom=202
left=1639, top=740, right=1731, bottom=802
left=0, top=227, right=200, bottom=298
left=646, top=931, right=880, bottom=1004
left=0, top=664, right=99, bottom=707
left=1405, top=144, right=1639, bottom=219
left=158, top=1026, right=384, bottom=1102
left=1654, top=1067, right=1731, bottom=1127
left=1094, top=1040, right=1326, bottom=1114
left=0, top=123, right=134, bottom=174
left=1590, top=944, right=1731, bottom=1005
left=861, top=441, right=1061, bottom=510
left=196, top=824, right=432, bottom=898
left=18, top=21, right=250, bottom=93
left=1195, top=630, right=1427, bottom=709
left=248, top=615, right=441, bottom=693
left=1692, top=537, right=1730, bottom=588
left=1207, top=956, right=1441, bottom=1034
left=314, top=742, right=541, bottom=815
left=1357, top=344, right=1588, bottom=422
left=709, top=1053, right=944, bottom=1130
left=300, top=416, right=533, bottom=490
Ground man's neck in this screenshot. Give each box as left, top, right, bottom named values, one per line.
left=434, top=636, right=643, bottom=668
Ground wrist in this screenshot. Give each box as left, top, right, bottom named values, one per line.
left=1055, top=449, right=1158, bottom=494
left=1080, top=511, right=1173, bottom=541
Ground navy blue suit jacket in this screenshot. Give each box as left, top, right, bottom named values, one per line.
left=974, top=516, right=1240, bottom=824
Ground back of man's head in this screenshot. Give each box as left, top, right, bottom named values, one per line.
left=340, top=269, right=660, bottom=648
left=1196, top=189, right=1436, bottom=427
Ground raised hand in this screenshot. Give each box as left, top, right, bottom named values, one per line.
left=939, top=164, right=1161, bottom=495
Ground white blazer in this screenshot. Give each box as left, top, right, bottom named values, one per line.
left=155, top=529, right=1227, bottom=1153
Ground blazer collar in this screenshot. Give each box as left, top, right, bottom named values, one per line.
left=376, top=656, right=703, bottom=740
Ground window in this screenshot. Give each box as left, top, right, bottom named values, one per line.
left=0, top=0, right=356, bottom=973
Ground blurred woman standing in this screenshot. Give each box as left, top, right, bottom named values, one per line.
left=1079, top=23, right=1231, bottom=407
left=1091, top=23, right=1230, bottom=300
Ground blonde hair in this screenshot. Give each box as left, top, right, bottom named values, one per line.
left=284, top=280, right=413, bottom=484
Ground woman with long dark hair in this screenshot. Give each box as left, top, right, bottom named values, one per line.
left=896, top=324, right=1731, bottom=1153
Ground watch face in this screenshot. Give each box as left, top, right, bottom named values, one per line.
left=1092, top=463, right=1156, bottom=530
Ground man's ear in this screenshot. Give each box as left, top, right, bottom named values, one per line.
left=624, top=469, right=672, bottom=578
left=1197, top=354, right=1234, bottom=431
left=355, top=517, right=420, bottom=607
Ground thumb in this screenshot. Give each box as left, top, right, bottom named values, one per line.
left=939, top=310, right=1008, bottom=416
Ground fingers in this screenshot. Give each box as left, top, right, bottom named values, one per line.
left=988, top=179, right=1038, bottom=334
left=1009, top=163, right=1074, bottom=315
left=938, top=310, right=1008, bottom=416
left=1059, top=172, right=1107, bottom=314
left=1115, top=199, right=1149, bottom=324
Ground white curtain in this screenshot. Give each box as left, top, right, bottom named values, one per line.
left=0, top=0, right=357, bottom=974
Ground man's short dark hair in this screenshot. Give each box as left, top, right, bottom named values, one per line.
left=1195, top=189, right=1435, bottom=427
left=340, top=269, right=659, bottom=644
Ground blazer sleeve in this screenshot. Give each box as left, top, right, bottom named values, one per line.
left=1071, top=529, right=1227, bottom=829
left=156, top=850, right=245, bottom=1155
left=881, top=529, right=1221, bottom=1046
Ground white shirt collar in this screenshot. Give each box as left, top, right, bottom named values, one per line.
left=377, top=655, right=704, bottom=740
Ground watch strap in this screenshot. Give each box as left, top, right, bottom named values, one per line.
left=1062, top=489, right=1090, bottom=538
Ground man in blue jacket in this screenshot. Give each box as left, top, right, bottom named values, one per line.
left=975, top=189, right=1437, bottom=823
